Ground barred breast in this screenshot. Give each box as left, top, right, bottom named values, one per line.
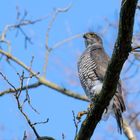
left=78, top=48, right=99, bottom=99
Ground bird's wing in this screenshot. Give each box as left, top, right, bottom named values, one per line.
left=116, top=81, right=126, bottom=111
left=113, top=84, right=126, bottom=133
left=90, top=44, right=110, bottom=81
left=90, top=44, right=126, bottom=133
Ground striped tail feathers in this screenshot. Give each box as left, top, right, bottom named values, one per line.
left=117, top=81, right=126, bottom=111
left=113, top=92, right=126, bottom=133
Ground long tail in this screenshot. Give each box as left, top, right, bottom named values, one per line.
left=113, top=83, right=126, bottom=133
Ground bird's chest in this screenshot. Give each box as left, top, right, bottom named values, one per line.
left=78, top=52, right=99, bottom=92
left=79, top=53, right=96, bottom=79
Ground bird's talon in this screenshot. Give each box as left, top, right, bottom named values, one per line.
left=76, top=111, right=87, bottom=120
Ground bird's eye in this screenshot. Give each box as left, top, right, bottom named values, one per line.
left=87, top=34, right=92, bottom=38
left=90, top=33, right=95, bottom=37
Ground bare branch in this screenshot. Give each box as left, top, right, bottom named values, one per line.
left=0, top=72, right=55, bottom=139
left=76, top=0, right=138, bottom=139
left=62, top=133, right=65, bottom=140
left=132, top=46, right=140, bottom=52
left=0, top=14, right=49, bottom=51
left=43, top=3, right=72, bottom=77
left=72, top=111, right=80, bottom=139
left=23, top=131, right=27, bottom=140
left=36, top=136, right=55, bottom=140
left=123, top=119, right=136, bottom=140
left=45, top=3, right=73, bottom=49
left=0, top=15, right=49, bottom=39
left=51, top=33, right=83, bottom=50
left=0, top=49, right=88, bottom=101
left=0, top=82, right=41, bottom=96
left=15, top=90, right=40, bottom=138
left=0, top=72, right=17, bottom=92
left=32, top=119, right=49, bottom=126
left=0, top=72, right=40, bottom=138
left=129, top=112, right=140, bottom=125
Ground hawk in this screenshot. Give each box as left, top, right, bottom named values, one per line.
left=77, top=32, right=126, bottom=133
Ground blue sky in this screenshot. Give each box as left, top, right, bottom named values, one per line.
left=0, top=0, right=136, bottom=140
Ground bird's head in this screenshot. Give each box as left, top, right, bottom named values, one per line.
left=83, top=32, right=102, bottom=47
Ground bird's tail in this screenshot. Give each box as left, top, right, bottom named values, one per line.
left=113, top=91, right=126, bottom=133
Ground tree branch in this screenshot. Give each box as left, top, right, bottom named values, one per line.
left=76, top=0, right=138, bottom=139
left=0, top=82, right=42, bottom=96
left=123, top=119, right=136, bottom=140
left=0, top=49, right=88, bottom=101
left=43, top=3, right=72, bottom=77
left=51, top=33, right=83, bottom=50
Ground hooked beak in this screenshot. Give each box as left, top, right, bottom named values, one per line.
left=83, top=34, right=87, bottom=39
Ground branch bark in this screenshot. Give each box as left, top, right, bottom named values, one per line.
left=76, top=0, right=138, bottom=139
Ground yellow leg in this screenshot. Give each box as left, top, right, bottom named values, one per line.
left=76, top=111, right=87, bottom=120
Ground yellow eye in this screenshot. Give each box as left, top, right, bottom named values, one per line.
left=87, top=34, right=92, bottom=38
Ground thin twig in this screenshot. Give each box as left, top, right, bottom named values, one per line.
left=132, top=46, right=140, bottom=52
left=72, top=111, right=80, bottom=139
left=0, top=14, right=50, bottom=51
left=0, top=72, right=17, bottom=92
left=129, top=112, right=140, bottom=125
left=23, top=131, right=27, bottom=140
left=15, top=92, right=40, bottom=138
left=0, top=82, right=42, bottom=96
left=51, top=33, right=83, bottom=50
left=43, top=3, right=73, bottom=77
left=0, top=72, right=40, bottom=138
left=32, top=119, right=49, bottom=126
left=0, top=72, right=54, bottom=139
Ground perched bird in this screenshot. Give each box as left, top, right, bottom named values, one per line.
left=77, top=32, right=126, bottom=133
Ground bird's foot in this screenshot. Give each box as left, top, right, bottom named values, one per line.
left=76, top=110, right=87, bottom=120
left=77, top=103, right=95, bottom=120
left=86, top=103, right=95, bottom=116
